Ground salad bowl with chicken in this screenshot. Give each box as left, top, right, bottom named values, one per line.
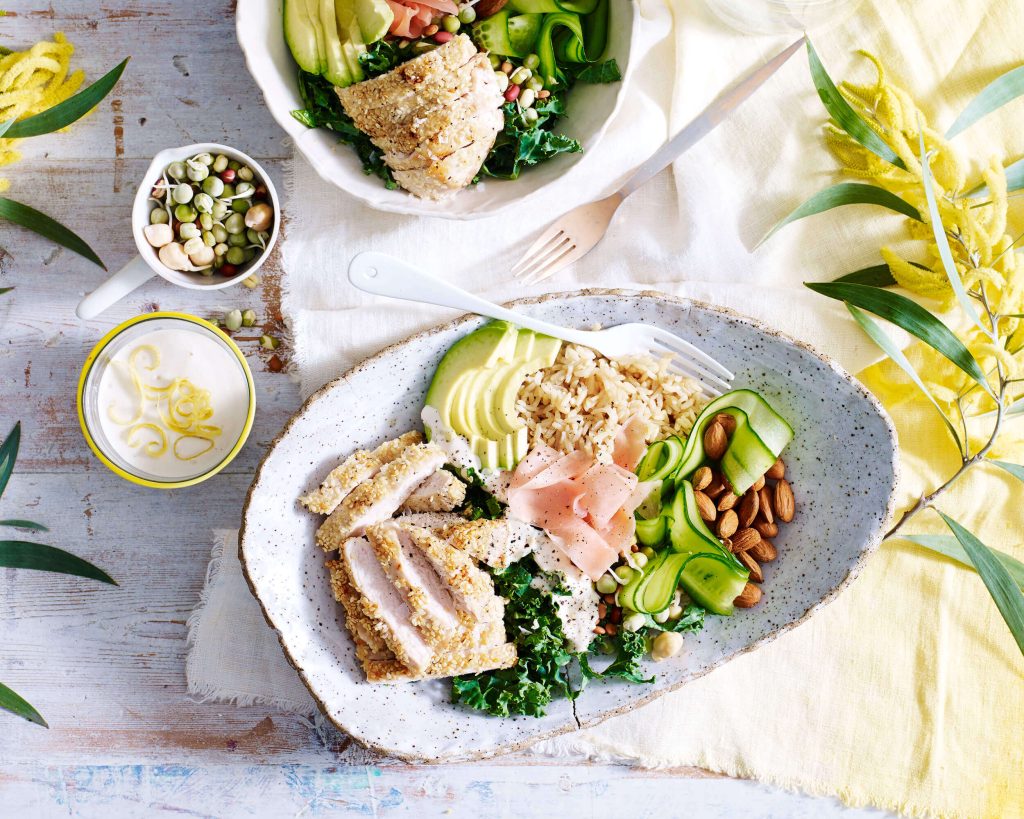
left=240, top=291, right=898, bottom=760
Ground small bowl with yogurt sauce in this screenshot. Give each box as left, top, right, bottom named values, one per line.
left=77, top=312, right=256, bottom=488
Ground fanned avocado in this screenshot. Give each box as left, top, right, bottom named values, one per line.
left=318, top=0, right=357, bottom=87
left=284, top=0, right=324, bottom=74
left=354, top=0, right=394, bottom=44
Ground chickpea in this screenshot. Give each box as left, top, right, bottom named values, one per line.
left=651, top=631, right=683, bottom=662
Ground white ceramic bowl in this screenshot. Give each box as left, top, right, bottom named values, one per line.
left=235, top=0, right=637, bottom=219
left=240, top=291, right=899, bottom=761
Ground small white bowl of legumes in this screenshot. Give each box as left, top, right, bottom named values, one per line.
left=76, top=143, right=280, bottom=320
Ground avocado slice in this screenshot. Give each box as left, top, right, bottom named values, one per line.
left=284, top=0, right=323, bottom=73
left=472, top=435, right=500, bottom=472
left=450, top=367, right=488, bottom=439
left=354, top=0, right=394, bottom=44
left=334, top=0, right=367, bottom=84
left=318, top=0, right=356, bottom=87
left=494, top=334, right=562, bottom=433
left=424, top=321, right=518, bottom=439
left=303, top=0, right=328, bottom=71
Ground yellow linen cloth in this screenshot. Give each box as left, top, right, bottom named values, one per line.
left=538, top=2, right=1023, bottom=816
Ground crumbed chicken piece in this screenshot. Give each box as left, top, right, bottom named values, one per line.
left=316, top=443, right=446, bottom=549
left=396, top=511, right=464, bottom=529
left=335, top=35, right=504, bottom=200
left=366, top=522, right=463, bottom=645
left=400, top=469, right=466, bottom=514
left=364, top=642, right=517, bottom=684
left=441, top=517, right=535, bottom=569
left=340, top=536, right=435, bottom=674
left=301, top=431, right=422, bottom=515
left=326, top=559, right=395, bottom=665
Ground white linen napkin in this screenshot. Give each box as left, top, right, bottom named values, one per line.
left=186, top=0, right=1024, bottom=776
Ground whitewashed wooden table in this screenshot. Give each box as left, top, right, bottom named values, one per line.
left=0, top=4, right=897, bottom=816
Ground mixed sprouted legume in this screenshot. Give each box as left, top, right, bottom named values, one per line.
left=142, top=152, right=275, bottom=279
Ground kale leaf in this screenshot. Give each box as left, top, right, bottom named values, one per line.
left=580, top=628, right=654, bottom=685
left=482, top=100, right=583, bottom=181
left=443, top=465, right=506, bottom=521
left=664, top=604, right=706, bottom=633
left=359, top=39, right=415, bottom=75
left=291, top=70, right=397, bottom=189
left=569, top=59, right=622, bottom=85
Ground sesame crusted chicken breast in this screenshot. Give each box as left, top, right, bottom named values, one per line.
left=400, top=469, right=467, bottom=514
left=335, top=35, right=504, bottom=200
left=440, top=516, right=535, bottom=569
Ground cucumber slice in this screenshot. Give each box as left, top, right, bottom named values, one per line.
left=472, top=10, right=516, bottom=57
left=508, top=13, right=543, bottom=56
left=718, top=410, right=777, bottom=498
left=636, top=515, right=667, bottom=547
left=678, top=554, right=748, bottom=616
left=506, top=0, right=560, bottom=13
left=636, top=436, right=685, bottom=483
left=284, top=0, right=323, bottom=73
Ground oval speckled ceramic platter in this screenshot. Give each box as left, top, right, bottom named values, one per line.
left=239, top=290, right=898, bottom=762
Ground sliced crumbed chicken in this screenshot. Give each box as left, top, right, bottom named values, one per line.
left=316, top=443, right=446, bottom=550
left=441, top=516, right=535, bottom=569
left=366, top=522, right=463, bottom=644
left=363, top=643, right=517, bottom=684
left=340, top=536, right=435, bottom=674
left=400, top=469, right=467, bottom=513
left=335, top=35, right=504, bottom=200
left=326, top=559, right=395, bottom=666
left=396, top=511, right=464, bottom=529
left=301, top=431, right=422, bottom=515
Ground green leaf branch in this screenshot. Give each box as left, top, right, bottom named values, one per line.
left=0, top=423, right=116, bottom=727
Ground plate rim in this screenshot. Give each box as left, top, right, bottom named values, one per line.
left=238, top=287, right=900, bottom=762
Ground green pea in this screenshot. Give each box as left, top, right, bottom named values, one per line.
left=199, top=212, right=214, bottom=230
left=228, top=231, right=247, bottom=247
left=458, top=5, right=475, bottom=22
left=243, top=247, right=257, bottom=262
left=202, top=230, right=216, bottom=247
left=172, top=183, right=193, bottom=204
left=179, top=222, right=200, bottom=240
left=212, top=201, right=229, bottom=221
left=231, top=198, right=249, bottom=213
left=615, top=566, right=636, bottom=585
left=167, top=161, right=187, bottom=180
left=246, top=228, right=261, bottom=244
left=149, top=208, right=170, bottom=225
left=212, top=224, right=229, bottom=243
left=595, top=573, right=617, bottom=595
left=226, top=246, right=246, bottom=265
left=228, top=160, right=241, bottom=171
left=186, top=161, right=209, bottom=182
left=212, top=154, right=229, bottom=173
left=442, top=14, right=460, bottom=32
left=488, top=53, right=501, bottom=69
left=221, top=183, right=236, bottom=198
left=237, top=166, right=254, bottom=182
left=225, top=212, right=246, bottom=234
left=526, top=75, right=544, bottom=92
left=523, top=53, right=540, bottom=70
left=235, top=182, right=255, bottom=198
left=202, top=176, right=225, bottom=197
left=193, top=192, right=214, bottom=213
left=213, top=242, right=229, bottom=257
left=174, top=204, right=197, bottom=222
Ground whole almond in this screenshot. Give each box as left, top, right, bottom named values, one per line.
left=758, top=486, right=774, bottom=524
left=717, top=491, right=739, bottom=512
left=737, top=550, right=764, bottom=583
left=692, top=466, right=713, bottom=491
left=730, top=527, right=761, bottom=553
left=703, top=422, right=728, bottom=460
left=750, top=538, right=777, bottom=563
left=705, top=474, right=727, bottom=499
left=716, top=509, right=739, bottom=539
left=766, top=457, right=785, bottom=480
left=473, top=0, right=508, bottom=17
left=751, top=474, right=766, bottom=492
left=713, top=413, right=737, bottom=436
left=694, top=489, right=717, bottom=523
left=774, top=479, right=795, bottom=522
left=754, top=520, right=779, bottom=538
left=734, top=582, right=762, bottom=608
left=738, top=490, right=759, bottom=527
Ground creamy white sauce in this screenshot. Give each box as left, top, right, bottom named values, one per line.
left=96, top=328, right=248, bottom=479
left=529, top=531, right=600, bottom=653
left=420, top=405, right=509, bottom=496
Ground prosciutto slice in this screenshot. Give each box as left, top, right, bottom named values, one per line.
left=506, top=423, right=657, bottom=580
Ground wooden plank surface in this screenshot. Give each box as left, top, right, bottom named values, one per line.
left=0, top=2, right=893, bottom=815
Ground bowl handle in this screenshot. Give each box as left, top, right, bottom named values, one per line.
left=76, top=255, right=156, bottom=320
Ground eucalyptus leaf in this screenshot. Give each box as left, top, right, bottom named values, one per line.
left=946, top=65, right=1024, bottom=139
left=0, top=119, right=12, bottom=138
left=0, top=421, right=21, bottom=501
left=0, top=681, right=47, bottom=727
left=847, top=304, right=964, bottom=454
left=759, top=182, right=920, bottom=246
left=4, top=59, right=128, bottom=139
left=988, top=459, right=1024, bottom=482
left=0, top=198, right=105, bottom=269
left=806, top=40, right=905, bottom=170
left=937, top=512, right=1024, bottom=656
left=0, top=541, right=117, bottom=585
left=901, top=534, right=1024, bottom=591
left=834, top=264, right=897, bottom=287
left=0, top=288, right=12, bottom=296
left=918, top=130, right=987, bottom=336
left=805, top=281, right=991, bottom=393
left=0, top=519, right=48, bottom=531
left=965, top=156, right=1024, bottom=198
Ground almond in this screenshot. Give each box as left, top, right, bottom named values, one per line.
left=703, top=422, right=728, bottom=460
left=758, top=486, right=774, bottom=524
left=717, top=491, right=739, bottom=512
left=694, top=489, right=717, bottom=523
left=750, top=538, right=777, bottom=563
left=692, top=466, right=713, bottom=491
left=713, top=413, right=737, bottom=436
left=473, top=0, right=508, bottom=17
left=730, top=527, right=761, bottom=553
left=737, top=550, right=764, bottom=583
left=705, top=474, right=727, bottom=499
left=754, top=520, right=778, bottom=538
left=751, top=474, right=766, bottom=492
left=734, top=582, right=762, bottom=608
left=738, top=490, right=759, bottom=527
left=774, top=479, right=795, bottom=522
left=766, top=457, right=785, bottom=480
left=716, top=509, right=738, bottom=539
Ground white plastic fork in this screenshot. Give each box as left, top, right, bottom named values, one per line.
left=348, top=252, right=734, bottom=395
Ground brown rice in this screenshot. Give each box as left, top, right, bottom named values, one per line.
left=516, top=344, right=705, bottom=463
